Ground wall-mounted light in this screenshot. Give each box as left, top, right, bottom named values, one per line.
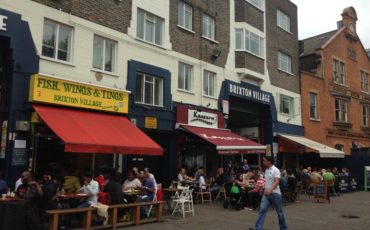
left=211, top=48, right=221, bottom=60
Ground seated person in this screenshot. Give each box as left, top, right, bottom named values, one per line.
left=144, top=167, right=157, bottom=190
left=177, top=168, right=194, bottom=186
left=122, top=170, right=142, bottom=190
left=280, top=170, right=288, bottom=193
left=322, top=169, right=335, bottom=182
left=194, top=168, right=207, bottom=192
left=63, top=169, right=81, bottom=194
left=210, top=168, right=226, bottom=194
left=77, top=172, right=99, bottom=208
left=310, top=171, right=322, bottom=184
left=104, top=173, right=124, bottom=205
left=225, top=179, right=244, bottom=210
left=137, top=173, right=156, bottom=218
left=247, top=173, right=265, bottom=210
left=0, top=171, right=7, bottom=194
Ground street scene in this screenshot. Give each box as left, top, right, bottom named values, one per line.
left=1, top=0, right=370, bottom=230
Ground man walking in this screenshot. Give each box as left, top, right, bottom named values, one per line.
left=250, top=156, right=288, bottom=230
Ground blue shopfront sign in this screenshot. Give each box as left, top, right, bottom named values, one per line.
left=0, top=14, right=7, bottom=31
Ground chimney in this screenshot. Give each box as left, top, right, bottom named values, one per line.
left=337, top=20, right=343, bottom=29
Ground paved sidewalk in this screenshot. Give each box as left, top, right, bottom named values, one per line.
left=120, top=191, right=370, bottom=230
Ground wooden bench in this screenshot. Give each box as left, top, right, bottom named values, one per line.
left=46, top=201, right=164, bottom=230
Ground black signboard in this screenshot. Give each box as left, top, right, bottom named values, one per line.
left=313, top=182, right=329, bottom=203
left=11, top=148, right=27, bottom=166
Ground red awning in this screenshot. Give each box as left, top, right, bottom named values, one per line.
left=33, top=105, right=163, bottom=155
left=179, top=125, right=266, bottom=154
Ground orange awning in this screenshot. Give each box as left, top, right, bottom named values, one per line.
left=33, top=105, right=163, bottom=155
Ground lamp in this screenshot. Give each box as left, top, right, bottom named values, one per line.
left=211, top=48, right=221, bottom=60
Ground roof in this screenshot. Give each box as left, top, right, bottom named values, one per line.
left=300, top=30, right=338, bottom=56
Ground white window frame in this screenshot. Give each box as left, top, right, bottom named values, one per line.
left=333, top=59, right=346, bottom=85
left=280, top=94, right=294, bottom=116
left=178, top=62, right=193, bottom=92
left=361, top=71, right=369, bottom=93
left=278, top=51, right=292, bottom=74
left=362, top=105, right=370, bottom=127
left=178, top=1, right=193, bottom=31
left=42, top=19, right=73, bottom=62
left=309, top=92, right=319, bottom=119
left=335, top=98, right=348, bottom=122
left=203, top=70, right=216, bottom=97
left=137, top=8, right=164, bottom=46
left=277, top=9, right=291, bottom=32
left=202, top=13, right=215, bottom=40
left=235, top=29, right=264, bottom=58
left=135, top=73, right=163, bottom=107
left=246, top=0, right=264, bottom=10
left=92, top=35, right=117, bottom=73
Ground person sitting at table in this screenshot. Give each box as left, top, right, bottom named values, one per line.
left=122, top=170, right=142, bottom=191
left=138, top=172, right=156, bottom=218
left=42, top=173, right=64, bottom=210
left=77, top=171, right=99, bottom=208
left=194, top=168, right=207, bottom=192
left=104, top=173, right=124, bottom=205
left=247, top=172, right=265, bottom=210
left=210, top=168, right=226, bottom=196
left=16, top=171, right=43, bottom=201
left=0, top=171, right=8, bottom=194
left=144, top=167, right=157, bottom=189
left=241, top=159, right=250, bottom=173
left=63, top=168, right=81, bottom=194
left=178, top=167, right=194, bottom=186
left=94, top=168, right=106, bottom=191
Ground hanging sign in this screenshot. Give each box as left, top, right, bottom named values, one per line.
left=0, top=15, right=7, bottom=31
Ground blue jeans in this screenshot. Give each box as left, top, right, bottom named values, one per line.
left=254, top=193, right=287, bottom=230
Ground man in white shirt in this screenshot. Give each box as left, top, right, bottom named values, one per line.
left=144, top=167, right=157, bottom=189
left=78, top=172, right=99, bottom=208
left=250, top=156, right=287, bottom=230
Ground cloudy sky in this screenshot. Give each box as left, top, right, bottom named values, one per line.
left=290, top=0, right=370, bottom=48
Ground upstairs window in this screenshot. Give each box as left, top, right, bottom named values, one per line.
left=309, top=92, right=319, bottom=119
left=335, top=98, right=348, bottom=122
left=178, top=63, right=192, bottom=92
left=135, top=73, right=163, bottom=106
left=278, top=52, right=292, bottom=74
left=235, top=29, right=264, bottom=57
left=246, top=0, right=264, bottom=10
left=42, top=20, right=72, bottom=62
left=202, top=14, right=215, bottom=40
left=280, top=94, right=294, bottom=116
left=92, top=35, right=116, bottom=72
left=362, top=105, right=370, bottom=127
left=178, top=1, right=193, bottom=30
left=333, top=59, right=345, bottom=85
left=203, top=70, right=216, bottom=97
left=137, top=9, right=164, bottom=46
left=277, top=10, right=291, bottom=32
left=361, top=71, right=369, bottom=93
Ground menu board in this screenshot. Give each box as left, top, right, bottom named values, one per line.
left=313, top=182, right=329, bottom=203
left=365, top=166, right=370, bottom=191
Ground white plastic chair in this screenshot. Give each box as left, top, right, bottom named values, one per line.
left=171, top=188, right=194, bottom=218
left=147, top=183, right=160, bottom=217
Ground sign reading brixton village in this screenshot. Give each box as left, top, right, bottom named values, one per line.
left=229, top=82, right=270, bottom=104
left=0, top=15, right=7, bottom=31
left=29, top=74, right=129, bottom=114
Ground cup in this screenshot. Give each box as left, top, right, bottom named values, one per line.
left=1, top=194, right=6, bottom=199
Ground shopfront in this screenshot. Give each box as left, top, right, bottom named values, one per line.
left=176, top=104, right=266, bottom=176
left=0, top=8, right=39, bottom=185
left=28, top=74, right=163, bottom=176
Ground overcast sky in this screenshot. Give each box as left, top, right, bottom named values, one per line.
left=290, top=0, right=370, bottom=48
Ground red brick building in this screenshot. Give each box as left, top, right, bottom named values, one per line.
left=300, top=7, right=370, bottom=156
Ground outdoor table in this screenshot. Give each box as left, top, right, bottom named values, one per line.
left=58, top=193, right=88, bottom=208
left=163, top=187, right=184, bottom=212
left=123, top=189, right=142, bottom=203
left=0, top=197, right=42, bottom=230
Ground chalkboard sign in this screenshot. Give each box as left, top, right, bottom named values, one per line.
left=365, top=166, right=370, bottom=191
left=313, top=182, right=329, bottom=203
left=11, top=148, right=28, bottom=166
left=337, top=176, right=350, bottom=193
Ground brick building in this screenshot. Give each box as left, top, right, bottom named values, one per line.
left=299, top=7, right=370, bottom=167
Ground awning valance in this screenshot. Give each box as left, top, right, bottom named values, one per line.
left=179, top=125, right=266, bottom=154
left=33, top=105, right=163, bottom=155
left=278, top=134, right=344, bottom=158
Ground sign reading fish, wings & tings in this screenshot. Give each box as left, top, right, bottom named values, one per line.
left=29, top=74, right=129, bottom=114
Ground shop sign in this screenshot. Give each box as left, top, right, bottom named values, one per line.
left=188, top=109, right=218, bottom=128
left=0, top=15, right=7, bottom=31
left=229, top=82, right=271, bottom=104
left=0, top=120, right=7, bottom=159
left=11, top=147, right=27, bottom=166
left=145, top=116, right=157, bottom=129
left=29, top=74, right=129, bottom=114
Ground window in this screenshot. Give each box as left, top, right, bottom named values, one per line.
left=202, top=14, right=215, bottom=40
left=178, top=1, right=193, bottom=30
left=333, top=59, right=345, bottom=85
left=362, top=105, right=370, bottom=127
left=137, top=9, right=164, bottom=46
left=203, top=70, right=216, bottom=97
left=335, top=98, right=348, bottom=122
left=92, top=35, right=116, bottom=72
left=277, top=10, right=290, bottom=32
left=42, top=20, right=72, bottom=62
left=278, top=52, right=292, bottom=74
left=335, top=144, right=344, bottom=151
left=309, top=92, right=318, bottom=119
left=178, top=63, right=192, bottom=91
left=235, top=29, right=264, bottom=57
left=246, top=0, right=263, bottom=10
left=280, top=94, right=294, bottom=116
left=361, top=71, right=369, bottom=93
left=135, top=73, right=163, bottom=106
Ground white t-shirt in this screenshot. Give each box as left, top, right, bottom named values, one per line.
left=122, top=178, right=142, bottom=190
left=264, top=165, right=281, bottom=195
left=79, top=179, right=99, bottom=205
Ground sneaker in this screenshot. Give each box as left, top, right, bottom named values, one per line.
left=244, top=207, right=253, bottom=211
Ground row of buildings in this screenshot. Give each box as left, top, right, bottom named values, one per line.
left=1, top=0, right=370, bottom=186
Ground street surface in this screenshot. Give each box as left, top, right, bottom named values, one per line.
left=121, top=191, right=370, bottom=230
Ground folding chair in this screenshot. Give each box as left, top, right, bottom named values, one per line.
left=172, top=188, right=194, bottom=218
left=214, top=183, right=227, bottom=201
left=195, top=184, right=212, bottom=204
left=147, top=183, right=160, bottom=217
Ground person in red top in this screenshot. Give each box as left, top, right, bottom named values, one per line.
left=94, top=169, right=106, bottom=191
left=247, top=173, right=265, bottom=210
